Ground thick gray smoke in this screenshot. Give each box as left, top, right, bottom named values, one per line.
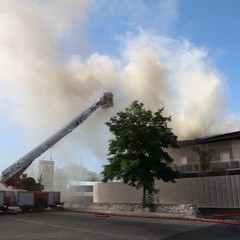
left=0, top=1, right=238, bottom=172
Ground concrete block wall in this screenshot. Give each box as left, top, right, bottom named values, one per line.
left=93, top=175, right=240, bottom=208
left=94, top=182, right=142, bottom=203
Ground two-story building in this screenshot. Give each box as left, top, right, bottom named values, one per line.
left=168, top=131, right=240, bottom=175
left=92, top=131, right=240, bottom=208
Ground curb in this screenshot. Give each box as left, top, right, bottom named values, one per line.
left=64, top=208, right=240, bottom=226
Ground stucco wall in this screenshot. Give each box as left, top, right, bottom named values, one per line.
left=232, top=140, right=240, bottom=160
left=168, top=140, right=240, bottom=166
left=93, top=175, right=240, bottom=208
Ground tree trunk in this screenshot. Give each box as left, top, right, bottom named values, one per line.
left=142, top=185, right=146, bottom=206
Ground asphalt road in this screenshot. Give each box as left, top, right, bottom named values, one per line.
left=0, top=210, right=239, bottom=240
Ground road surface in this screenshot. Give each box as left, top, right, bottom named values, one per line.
left=0, top=210, right=239, bottom=239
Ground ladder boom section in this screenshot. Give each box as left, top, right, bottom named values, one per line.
left=1, top=92, right=113, bottom=187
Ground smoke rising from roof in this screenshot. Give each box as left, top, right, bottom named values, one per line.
left=0, top=1, right=238, bottom=171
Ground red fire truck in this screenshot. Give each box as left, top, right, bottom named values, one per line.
left=0, top=92, right=113, bottom=213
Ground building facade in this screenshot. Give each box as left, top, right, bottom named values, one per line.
left=93, top=131, right=240, bottom=208
left=168, top=131, right=240, bottom=175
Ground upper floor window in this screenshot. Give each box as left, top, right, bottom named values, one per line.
left=220, top=152, right=230, bottom=162
left=180, top=156, right=187, bottom=165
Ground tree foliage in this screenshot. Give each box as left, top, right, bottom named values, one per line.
left=101, top=101, right=179, bottom=206
left=191, top=144, right=215, bottom=175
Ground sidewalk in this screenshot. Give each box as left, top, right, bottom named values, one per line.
left=63, top=203, right=240, bottom=225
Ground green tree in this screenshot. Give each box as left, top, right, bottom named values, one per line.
left=102, top=101, right=179, bottom=207
left=191, top=144, right=215, bottom=175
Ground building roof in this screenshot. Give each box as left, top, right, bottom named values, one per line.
left=179, top=131, right=240, bottom=147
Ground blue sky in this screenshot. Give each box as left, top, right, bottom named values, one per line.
left=83, top=0, right=240, bottom=114
left=0, top=0, right=240, bottom=175
left=69, top=0, right=240, bottom=114
left=174, top=0, right=240, bottom=114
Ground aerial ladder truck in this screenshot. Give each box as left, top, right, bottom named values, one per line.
left=0, top=92, right=113, bottom=213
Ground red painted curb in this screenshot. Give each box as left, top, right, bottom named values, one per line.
left=213, top=210, right=240, bottom=217
left=65, top=209, right=240, bottom=226
left=95, top=213, right=111, bottom=217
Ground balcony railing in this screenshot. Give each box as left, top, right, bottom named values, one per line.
left=178, top=159, right=240, bottom=173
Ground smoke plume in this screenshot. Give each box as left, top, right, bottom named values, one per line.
left=0, top=1, right=238, bottom=172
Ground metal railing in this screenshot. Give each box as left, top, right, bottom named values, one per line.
left=178, top=159, right=240, bottom=173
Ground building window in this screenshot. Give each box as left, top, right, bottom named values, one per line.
left=220, top=152, right=230, bottom=162
left=180, top=156, right=187, bottom=165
